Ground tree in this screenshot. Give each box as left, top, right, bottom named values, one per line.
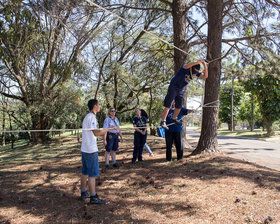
left=219, top=81, right=243, bottom=130
left=0, top=0, right=108, bottom=143
left=191, top=0, right=223, bottom=154
left=244, top=74, right=280, bottom=136
left=238, top=93, right=263, bottom=130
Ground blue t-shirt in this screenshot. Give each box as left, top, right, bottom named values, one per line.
left=103, top=116, right=120, bottom=134
left=133, top=116, right=148, bottom=130
left=170, top=63, right=201, bottom=89
left=166, top=108, right=189, bottom=132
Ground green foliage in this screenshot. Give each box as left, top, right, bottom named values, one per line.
left=238, top=94, right=263, bottom=129
left=219, top=81, right=244, bottom=128
left=243, top=74, right=280, bottom=135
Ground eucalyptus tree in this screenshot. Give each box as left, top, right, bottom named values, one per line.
left=0, top=0, right=109, bottom=142
left=219, top=81, right=243, bottom=130
left=192, top=0, right=279, bottom=153
left=100, top=0, right=279, bottom=152
left=238, top=94, right=262, bottom=131
left=242, top=60, right=280, bottom=136
left=90, top=1, right=173, bottom=113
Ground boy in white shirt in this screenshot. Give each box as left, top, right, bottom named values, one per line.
left=80, top=99, right=118, bottom=204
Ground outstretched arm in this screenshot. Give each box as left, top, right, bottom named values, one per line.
left=93, top=126, right=118, bottom=136
left=183, top=59, right=204, bottom=69
left=200, top=61, right=208, bottom=79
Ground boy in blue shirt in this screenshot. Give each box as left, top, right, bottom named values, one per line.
left=165, top=103, right=194, bottom=161
left=160, top=59, right=208, bottom=130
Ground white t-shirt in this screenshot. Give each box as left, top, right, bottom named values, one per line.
left=81, top=112, right=98, bottom=153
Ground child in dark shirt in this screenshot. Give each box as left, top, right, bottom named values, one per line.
left=160, top=59, right=208, bottom=130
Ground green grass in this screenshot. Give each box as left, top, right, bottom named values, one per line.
left=217, top=128, right=280, bottom=139
left=0, top=134, right=81, bottom=165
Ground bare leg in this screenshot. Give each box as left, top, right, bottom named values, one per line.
left=88, top=177, right=96, bottom=195
left=160, top=107, right=171, bottom=120
left=172, top=108, right=181, bottom=119
left=105, top=151, right=110, bottom=165
left=111, top=151, right=116, bottom=162
left=81, top=175, right=88, bottom=190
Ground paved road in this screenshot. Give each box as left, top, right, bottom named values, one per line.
left=186, top=127, right=280, bottom=171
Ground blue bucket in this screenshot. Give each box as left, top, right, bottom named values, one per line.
left=157, top=127, right=165, bottom=138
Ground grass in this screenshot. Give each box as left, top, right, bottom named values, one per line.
left=217, top=128, right=280, bottom=139
left=0, top=132, right=280, bottom=224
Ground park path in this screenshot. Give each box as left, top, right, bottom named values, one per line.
left=186, top=127, right=280, bottom=171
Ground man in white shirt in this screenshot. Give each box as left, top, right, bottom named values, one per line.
left=80, top=99, right=118, bottom=204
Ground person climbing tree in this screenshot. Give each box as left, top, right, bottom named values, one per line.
left=160, top=59, right=208, bottom=130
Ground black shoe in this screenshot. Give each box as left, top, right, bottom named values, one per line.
left=105, top=164, right=110, bottom=169
left=160, top=120, right=169, bottom=130
left=112, top=163, right=119, bottom=168
left=90, top=194, right=106, bottom=204
left=132, top=160, right=136, bottom=164
left=171, top=118, right=182, bottom=126
left=81, top=191, right=90, bottom=201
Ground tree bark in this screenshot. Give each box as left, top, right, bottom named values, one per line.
left=172, top=0, right=192, bottom=148
left=264, top=118, right=274, bottom=137
left=192, top=0, right=223, bottom=155
left=30, top=112, right=50, bottom=143
left=172, top=0, right=188, bottom=71
left=1, top=96, right=6, bottom=146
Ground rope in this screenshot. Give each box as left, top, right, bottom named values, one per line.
left=0, top=101, right=219, bottom=134
left=0, top=126, right=158, bottom=133
left=83, top=0, right=225, bottom=65
left=194, top=100, right=220, bottom=110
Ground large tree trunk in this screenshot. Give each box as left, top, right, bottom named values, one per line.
left=30, top=112, right=50, bottom=143
left=264, top=118, right=274, bottom=137
left=1, top=96, right=6, bottom=146
left=192, top=0, right=223, bottom=155
left=172, top=0, right=187, bottom=71
left=172, top=0, right=193, bottom=148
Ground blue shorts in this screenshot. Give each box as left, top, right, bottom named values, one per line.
left=163, top=85, right=184, bottom=108
left=106, top=133, right=119, bottom=152
left=81, top=152, right=99, bottom=177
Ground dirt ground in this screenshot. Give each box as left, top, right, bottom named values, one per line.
left=0, top=131, right=279, bottom=224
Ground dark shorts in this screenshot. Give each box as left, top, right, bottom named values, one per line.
left=81, top=152, right=99, bottom=177
left=163, top=85, right=184, bottom=108
left=105, top=133, right=119, bottom=152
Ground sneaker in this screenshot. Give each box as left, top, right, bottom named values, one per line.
left=171, top=118, right=182, bottom=126
left=149, top=154, right=154, bottom=157
left=90, top=194, right=106, bottom=204
left=160, top=120, right=169, bottom=130
left=112, top=163, right=119, bottom=168
left=105, top=164, right=110, bottom=169
left=81, top=191, right=90, bottom=201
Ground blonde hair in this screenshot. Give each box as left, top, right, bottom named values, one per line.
left=108, top=107, right=115, bottom=115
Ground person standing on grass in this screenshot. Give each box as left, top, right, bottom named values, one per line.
left=140, top=109, right=154, bottom=157
left=160, top=59, right=208, bottom=130
left=80, top=99, right=118, bottom=204
left=103, top=107, right=123, bottom=169
left=132, top=108, right=148, bottom=164
left=165, top=102, right=194, bottom=161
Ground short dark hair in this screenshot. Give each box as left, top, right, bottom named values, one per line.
left=193, top=64, right=200, bottom=71
left=88, top=99, right=98, bottom=111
